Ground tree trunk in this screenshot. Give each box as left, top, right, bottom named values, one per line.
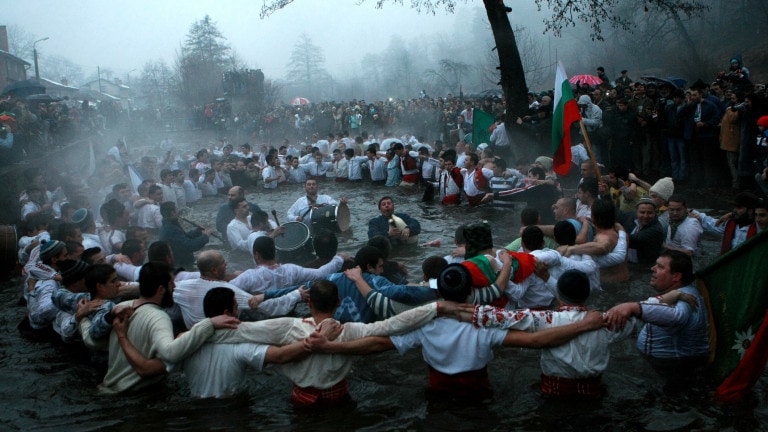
left=484, top=0, right=539, bottom=163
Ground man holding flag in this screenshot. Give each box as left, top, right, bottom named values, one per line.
left=552, top=62, right=584, bottom=177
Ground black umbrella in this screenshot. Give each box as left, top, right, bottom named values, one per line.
left=24, top=94, right=61, bottom=102
left=1, top=79, right=46, bottom=97
left=639, top=76, right=678, bottom=89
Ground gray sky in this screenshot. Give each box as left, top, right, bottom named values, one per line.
left=5, top=0, right=471, bottom=80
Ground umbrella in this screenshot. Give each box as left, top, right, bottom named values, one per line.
left=291, top=97, right=310, bottom=106
left=640, top=76, right=678, bottom=89
left=0, top=114, right=16, bottom=132
left=668, top=76, right=688, bottom=89
left=1, top=79, right=46, bottom=98
left=24, top=94, right=61, bottom=103
left=568, top=74, right=603, bottom=87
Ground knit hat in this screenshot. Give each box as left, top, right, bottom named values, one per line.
left=556, top=270, right=590, bottom=305
left=59, top=259, right=89, bottom=286
left=437, top=263, right=472, bottom=299
left=71, top=208, right=88, bottom=225
left=649, top=177, right=674, bottom=201
left=534, top=156, right=553, bottom=171
left=477, top=143, right=489, bottom=152
left=463, top=222, right=493, bottom=259
left=40, top=240, right=65, bottom=262
left=636, top=197, right=657, bottom=209
left=757, top=116, right=768, bottom=129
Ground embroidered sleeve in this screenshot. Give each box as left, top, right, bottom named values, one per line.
left=471, top=305, right=535, bottom=331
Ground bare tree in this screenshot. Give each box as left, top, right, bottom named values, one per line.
left=423, top=59, right=470, bottom=96
left=138, top=59, right=175, bottom=107
left=6, top=25, right=35, bottom=61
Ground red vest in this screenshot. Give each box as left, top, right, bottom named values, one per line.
left=473, top=167, right=489, bottom=191
left=721, top=220, right=758, bottom=254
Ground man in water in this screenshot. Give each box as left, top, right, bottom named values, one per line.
left=367, top=196, right=420, bottom=245
left=99, top=262, right=240, bottom=394
left=605, top=251, right=709, bottom=387
left=286, top=178, right=346, bottom=224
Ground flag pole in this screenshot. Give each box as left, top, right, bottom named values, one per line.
left=578, top=120, right=602, bottom=180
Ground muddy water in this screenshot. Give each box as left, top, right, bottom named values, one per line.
left=2, top=161, right=768, bottom=431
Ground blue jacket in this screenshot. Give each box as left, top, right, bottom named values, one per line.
left=327, top=272, right=437, bottom=323
left=368, top=213, right=421, bottom=240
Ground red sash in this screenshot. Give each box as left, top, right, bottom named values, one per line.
left=450, top=167, right=464, bottom=189
left=442, top=194, right=461, bottom=205
left=473, top=167, right=489, bottom=191
left=428, top=365, right=492, bottom=399
left=401, top=154, right=419, bottom=183
left=290, top=379, right=350, bottom=406
left=540, top=373, right=604, bottom=397
left=721, top=220, right=758, bottom=254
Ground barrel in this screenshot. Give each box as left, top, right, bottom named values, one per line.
left=0, top=225, right=18, bottom=280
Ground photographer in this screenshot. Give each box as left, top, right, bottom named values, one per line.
left=0, top=123, right=15, bottom=165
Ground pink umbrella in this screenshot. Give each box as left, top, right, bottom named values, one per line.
left=568, top=74, right=603, bottom=86
left=291, top=97, right=310, bottom=106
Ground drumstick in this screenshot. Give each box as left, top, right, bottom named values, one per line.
left=271, top=210, right=280, bottom=227
left=181, top=217, right=223, bottom=240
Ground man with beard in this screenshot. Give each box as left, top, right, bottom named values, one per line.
left=99, top=262, right=240, bottom=394
left=693, top=191, right=761, bottom=254
left=215, top=186, right=262, bottom=241
left=158, top=202, right=210, bottom=267
left=286, top=179, right=345, bottom=223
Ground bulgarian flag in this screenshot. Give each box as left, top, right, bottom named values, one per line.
left=551, top=61, right=582, bottom=176
left=462, top=252, right=537, bottom=308
left=696, top=230, right=768, bottom=403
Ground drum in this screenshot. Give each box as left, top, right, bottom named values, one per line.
left=0, top=225, right=18, bottom=281
left=274, top=222, right=313, bottom=265
left=274, top=222, right=310, bottom=252
left=309, top=204, right=351, bottom=234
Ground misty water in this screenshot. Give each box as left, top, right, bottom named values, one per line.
left=1, top=135, right=767, bottom=431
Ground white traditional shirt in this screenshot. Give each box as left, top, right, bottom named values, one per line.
left=227, top=216, right=253, bottom=253
left=665, top=217, right=702, bottom=255
left=390, top=317, right=507, bottom=375
left=286, top=194, right=338, bottom=222
left=208, top=303, right=439, bottom=389
left=230, top=256, right=344, bottom=294
left=173, top=278, right=301, bottom=329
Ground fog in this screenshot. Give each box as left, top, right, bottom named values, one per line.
left=5, top=0, right=508, bottom=79
left=4, top=0, right=766, bottom=103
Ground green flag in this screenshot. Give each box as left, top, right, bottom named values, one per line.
left=472, top=108, right=494, bottom=147
left=696, top=230, right=768, bottom=401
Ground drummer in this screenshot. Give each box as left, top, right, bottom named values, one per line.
left=286, top=179, right=347, bottom=224
left=367, top=196, right=421, bottom=245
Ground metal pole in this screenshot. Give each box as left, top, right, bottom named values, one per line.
left=32, top=37, right=49, bottom=81
left=33, top=47, right=39, bottom=81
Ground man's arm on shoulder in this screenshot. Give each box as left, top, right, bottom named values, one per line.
left=568, top=233, right=613, bottom=256
left=113, top=315, right=167, bottom=378
left=501, top=310, right=604, bottom=348
left=264, top=340, right=310, bottom=364
left=308, top=334, right=395, bottom=355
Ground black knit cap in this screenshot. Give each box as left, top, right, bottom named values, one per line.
left=437, top=263, right=472, bottom=302
left=556, top=270, right=590, bottom=305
